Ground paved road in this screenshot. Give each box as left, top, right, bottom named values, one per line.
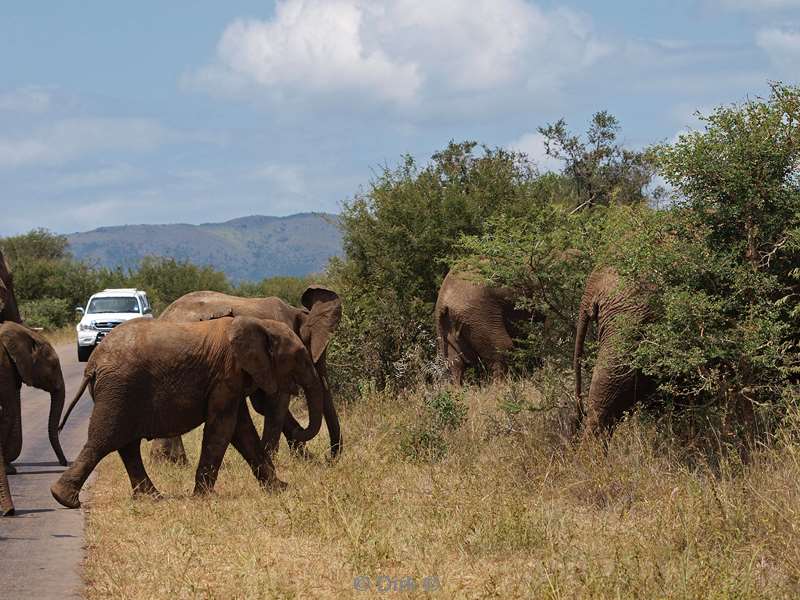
left=0, top=340, right=93, bottom=599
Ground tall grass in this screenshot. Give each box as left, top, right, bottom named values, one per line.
left=83, top=381, right=800, bottom=599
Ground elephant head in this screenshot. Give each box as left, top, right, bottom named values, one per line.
left=0, top=250, right=22, bottom=324
left=0, top=322, right=68, bottom=467
left=228, top=316, right=324, bottom=443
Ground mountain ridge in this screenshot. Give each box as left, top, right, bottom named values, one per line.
left=67, top=212, right=343, bottom=282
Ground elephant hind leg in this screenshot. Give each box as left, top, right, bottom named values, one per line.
left=118, top=440, right=161, bottom=499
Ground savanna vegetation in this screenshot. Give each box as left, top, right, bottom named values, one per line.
left=9, top=84, right=800, bottom=597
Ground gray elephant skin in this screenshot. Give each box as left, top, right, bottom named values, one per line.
left=1, top=322, right=68, bottom=473
left=574, top=266, right=656, bottom=438
left=0, top=249, right=22, bottom=324
left=52, top=316, right=323, bottom=509
left=435, top=269, right=538, bottom=385
left=150, top=286, right=342, bottom=463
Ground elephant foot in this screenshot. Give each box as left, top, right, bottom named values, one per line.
left=5, top=463, right=17, bottom=475
left=50, top=480, right=81, bottom=509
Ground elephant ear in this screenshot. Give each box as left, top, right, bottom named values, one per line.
left=299, top=286, right=342, bottom=364
left=0, top=323, right=36, bottom=386
left=227, top=316, right=279, bottom=396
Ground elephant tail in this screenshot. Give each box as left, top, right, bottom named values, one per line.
left=58, top=374, right=92, bottom=431
left=573, top=306, right=592, bottom=428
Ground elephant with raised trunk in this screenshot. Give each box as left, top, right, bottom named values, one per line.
left=1, top=322, right=68, bottom=475
left=573, top=266, right=656, bottom=439
left=0, top=249, right=22, bottom=324
left=151, top=285, right=342, bottom=462
left=53, top=316, right=323, bottom=508
left=435, top=269, right=540, bottom=385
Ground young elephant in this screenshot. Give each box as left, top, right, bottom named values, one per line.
left=52, top=316, right=323, bottom=509
left=152, top=285, right=342, bottom=463
left=0, top=322, right=68, bottom=474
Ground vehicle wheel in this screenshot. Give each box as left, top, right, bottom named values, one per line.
left=77, top=344, right=93, bottom=362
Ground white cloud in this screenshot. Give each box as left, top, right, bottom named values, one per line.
left=53, top=164, right=145, bottom=190
left=247, top=163, right=306, bottom=195
left=0, top=86, right=53, bottom=113
left=508, top=132, right=563, bottom=172
left=187, top=0, right=609, bottom=110
left=716, top=0, right=800, bottom=9
left=756, top=27, right=800, bottom=65
left=0, top=118, right=181, bottom=169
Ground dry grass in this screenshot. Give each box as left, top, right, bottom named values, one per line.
left=83, top=381, right=800, bottom=599
left=42, top=325, right=76, bottom=346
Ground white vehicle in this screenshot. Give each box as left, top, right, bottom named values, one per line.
left=76, top=288, right=153, bottom=362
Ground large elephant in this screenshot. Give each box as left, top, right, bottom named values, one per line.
left=0, top=322, right=68, bottom=474
left=435, top=269, right=539, bottom=385
left=0, top=249, right=22, bottom=324
left=150, top=285, right=342, bottom=462
left=573, top=266, right=655, bottom=438
left=52, top=316, right=323, bottom=509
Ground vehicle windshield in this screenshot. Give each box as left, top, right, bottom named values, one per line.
left=87, top=297, right=140, bottom=314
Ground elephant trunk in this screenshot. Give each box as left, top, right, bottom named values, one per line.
left=48, top=385, right=68, bottom=466
left=574, top=306, right=591, bottom=427
left=288, top=364, right=324, bottom=443
left=317, top=360, right=341, bottom=457
left=6, top=386, right=22, bottom=464
left=0, top=431, right=14, bottom=516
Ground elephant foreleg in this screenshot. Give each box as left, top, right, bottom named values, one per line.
left=0, top=421, right=13, bottom=516
left=193, top=398, right=238, bottom=496
left=257, top=390, right=290, bottom=456
left=230, top=402, right=285, bottom=491
left=118, top=440, right=161, bottom=499
left=51, top=443, right=113, bottom=509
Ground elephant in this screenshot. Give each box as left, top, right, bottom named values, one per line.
left=149, top=285, right=342, bottom=462
left=435, top=269, right=540, bottom=385
left=0, top=249, right=22, bottom=324
left=573, top=266, right=656, bottom=439
left=0, top=322, right=68, bottom=475
left=52, top=316, right=323, bottom=509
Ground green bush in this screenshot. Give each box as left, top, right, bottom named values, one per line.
left=18, top=297, right=72, bottom=330
left=399, top=389, right=466, bottom=462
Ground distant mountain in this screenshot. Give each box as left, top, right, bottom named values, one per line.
left=67, top=212, right=342, bottom=282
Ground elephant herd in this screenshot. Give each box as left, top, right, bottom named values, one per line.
left=1, top=242, right=649, bottom=516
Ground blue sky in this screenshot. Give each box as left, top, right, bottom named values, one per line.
left=1, top=0, right=798, bottom=235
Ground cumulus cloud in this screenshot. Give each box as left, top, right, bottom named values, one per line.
left=508, top=132, right=563, bottom=172
left=756, top=27, right=800, bottom=66
left=186, top=0, right=609, bottom=111
left=715, top=0, right=800, bottom=9
left=0, top=118, right=184, bottom=169
left=0, top=86, right=53, bottom=113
